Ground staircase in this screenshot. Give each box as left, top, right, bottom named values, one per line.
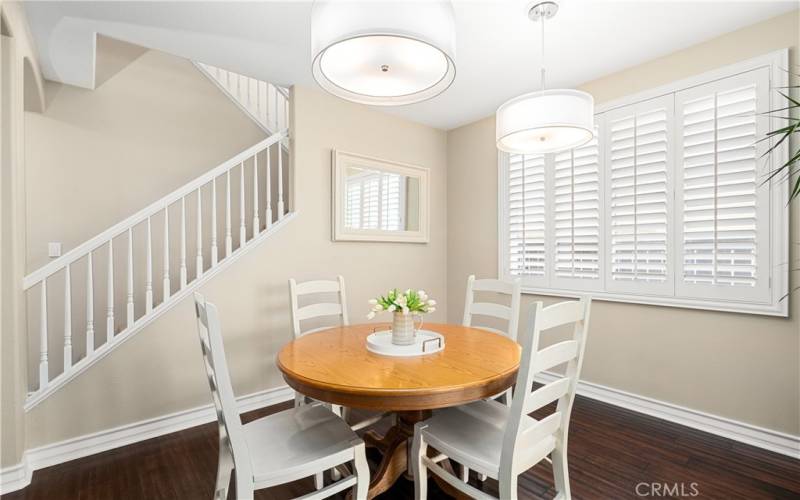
left=194, top=62, right=289, bottom=135
left=22, top=66, right=293, bottom=410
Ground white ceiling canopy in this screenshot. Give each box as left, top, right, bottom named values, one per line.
left=23, top=0, right=798, bottom=130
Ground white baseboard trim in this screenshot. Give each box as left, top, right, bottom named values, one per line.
left=0, top=456, right=32, bottom=496
left=0, top=385, right=294, bottom=495
left=536, top=371, right=800, bottom=460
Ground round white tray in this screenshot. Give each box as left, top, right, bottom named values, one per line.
left=366, top=329, right=445, bottom=357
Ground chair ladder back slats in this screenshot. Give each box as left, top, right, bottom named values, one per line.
left=519, top=411, right=562, bottom=450
left=536, top=300, right=585, bottom=331
left=524, top=377, right=571, bottom=414
left=461, top=274, right=522, bottom=341
left=472, top=278, right=517, bottom=295
left=532, top=340, right=579, bottom=373
left=296, top=302, right=343, bottom=321
left=500, top=297, right=591, bottom=481
left=289, top=275, right=349, bottom=338
left=294, top=279, right=341, bottom=295
left=473, top=326, right=507, bottom=336
left=193, top=293, right=253, bottom=483
left=470, top=302, right=512, bottom=321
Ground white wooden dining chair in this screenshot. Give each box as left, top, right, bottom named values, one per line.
left=193, top=293, right=369, bottom=500
left=288, top=275, right=388, bottom=486
left=460, top=275, right=522, bottom=482
left=412, top=297, right=592, bottom=500
left=462, top=274, right=522, bottom=407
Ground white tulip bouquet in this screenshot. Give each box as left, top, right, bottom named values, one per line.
left=367, top=289, right=436, bottom=319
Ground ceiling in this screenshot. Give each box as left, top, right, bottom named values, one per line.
left=23, top=0, right=798, bottom=130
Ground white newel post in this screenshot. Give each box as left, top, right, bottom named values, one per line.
left=86, top=252, right=95, bottom=355
left=127, top=228, right=134, bottom=328
left=63, top=264, right=72, bottom=369
left=265, top=144, right=273, bottom=229
left=107, top=239, right=115, bottom=340
left=253, top=153, right=260, bottom=236
left=145, top=217, right=153, bottom=313
left=225, top=170, right=233, bottom=257
left=211, top=178, right=218, bottom=267
left=196, top=187, right=203, bottom=279
left=239, top=161, right=246, bottom=245
left=39, top=279, right=49, bottom=388
left=163, top=205, right=171, bottom=300
left=277, top=143, right=285, bottom=218
left=180, top=197, right=187, bottom=288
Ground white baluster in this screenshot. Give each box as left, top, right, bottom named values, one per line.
left=180, top=197, right=187, bottom=288
left=39, top=279, right=48, bottom=388
left=284, top=95, right=290, bottom=130
left=236, top=74, right=242, bottom=102
left=253, top=153, right=260, bottom=235
left=256, top=80, right=262, bottom=127
left=163, top=205, right=171, bottom=300
left=211, top=178, right=218, bottom=267
left=225, top=170, right=233, bottom=257
left=239, top=162, right=246, bottom=245
left=247, top=76, right=251, bottom=109
left=278, top=92, right=285, bottom=131
left=266, top=144, right=273, bottom=229
left=126, top=228, right=134, bottom=328
left=278, top=143, right=285, bottom=218
left=106, top=239, right=114, bottom=341
left=270, top=85, right=277, bottom=132
left=145, top=218, right=153, bottom=313
left=196, top=187, right=204, bottom=279
left=64, top=264, right=72, bottom=369
left=86, top=252, right=95, bottom=355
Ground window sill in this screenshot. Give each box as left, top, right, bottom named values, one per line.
left=517, top=285, right=788, bottom=318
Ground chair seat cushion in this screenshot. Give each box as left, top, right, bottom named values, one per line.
left=244, top=403, right=358, bottom=485
left=422, top=399, right=552, bottom=477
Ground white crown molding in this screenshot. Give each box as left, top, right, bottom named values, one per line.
left=1, top=385, right=294, bottom=495
left=536, top=371, right=800, bottom=460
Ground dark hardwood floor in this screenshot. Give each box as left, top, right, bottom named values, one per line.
left=3, top=396, right=799, bottom=499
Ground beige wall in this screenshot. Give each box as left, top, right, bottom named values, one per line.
left=447, top=10, right=800, bottom=435
left=23, top=68, right=448, bottom=446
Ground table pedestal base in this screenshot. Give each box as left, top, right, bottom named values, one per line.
left=345, top=410, right=470, bottom=500
left=357, top=410, right=427, bottom=499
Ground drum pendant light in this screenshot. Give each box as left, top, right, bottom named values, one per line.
left=496, top=1, right=594, bottom=154
left=311, top=0, right=456, bottom=106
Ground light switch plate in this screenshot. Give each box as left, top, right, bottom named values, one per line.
left=48, top=242, right=62, bottom=258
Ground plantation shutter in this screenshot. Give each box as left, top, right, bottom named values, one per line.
left=507, top=153, right=547, bottom=282
left=380, top=173, right=403, bottom=230
left=605, top=95, right=674, bottom=295
left=675, top=67, right=771, bottom=302
left=551, top=135, right=603, bottom=290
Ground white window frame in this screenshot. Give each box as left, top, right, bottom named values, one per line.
left=497, top=49, right=789, bottom=316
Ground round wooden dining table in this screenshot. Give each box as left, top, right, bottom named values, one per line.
left=277, top=323, right=521, bottom=499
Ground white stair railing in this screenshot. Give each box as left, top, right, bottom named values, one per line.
left=23, top=129, right=293, bottom=410
left=194, top=62, right=289, bottom=135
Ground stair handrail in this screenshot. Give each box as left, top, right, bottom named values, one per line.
left=23, top=129, right=288, bottom=290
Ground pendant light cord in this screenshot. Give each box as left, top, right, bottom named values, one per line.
left=540, top=12, right=546, bottom=91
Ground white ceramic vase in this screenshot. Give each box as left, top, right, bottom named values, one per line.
left=391, top=311, right=416, bottom=345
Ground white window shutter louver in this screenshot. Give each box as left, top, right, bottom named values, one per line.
left=676, top=67, right=772, bottom=303
left=508, top=154, right=547, bottom=281
left=605, top=95, right=674, bottom=295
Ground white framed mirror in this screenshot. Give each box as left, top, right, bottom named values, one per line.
left=332, top=150, right=430, bottom=243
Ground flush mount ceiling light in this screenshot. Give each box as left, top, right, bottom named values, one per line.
left=496, top=1, right=594, bottom=154
left=311, top=0, right=456, bottom=106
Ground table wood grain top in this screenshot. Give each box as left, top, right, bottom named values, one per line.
left=276, top=323, right=521, bottom=410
